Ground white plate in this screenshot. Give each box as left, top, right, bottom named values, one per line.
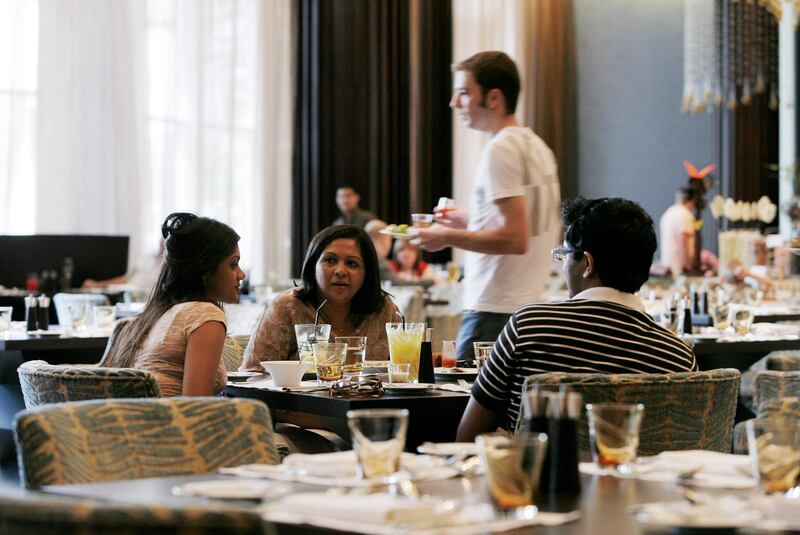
left=379, top=228, right=417, bottom=240
left=417, top=442, right=479, bottom=457
left=26, top=330, right=62, bottom=337
left=172, top=479, right=291, bottom=500
left=384, top=383, right=434, bottom=394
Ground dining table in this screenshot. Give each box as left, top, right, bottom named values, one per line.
left=225, top=381, right=471, bottom=452
left=39, top=469, right=768, bottom=534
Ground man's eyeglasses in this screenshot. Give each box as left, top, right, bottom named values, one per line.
left=551, top=246, right=581, bottom=262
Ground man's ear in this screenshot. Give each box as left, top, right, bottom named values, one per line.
left=486, top=88, right=504, bottom=110
left=583, top=251, right=595, bottom=279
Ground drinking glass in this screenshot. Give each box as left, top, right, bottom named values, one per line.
left=586, top=403, right=644, bottom=469
left=295, top=324, right=331, bottom=364
left=710, top=303, right=730, bottom=331
left=92, top=305, right=116, bottom=329
left=729, top=305, right=754, bottom=335
left=0, top=307, right=12, bottom=333
left=335, top=336, right=367, bottom=374
left=476, top=432, right=549, bottom=519
left=67, top=303, right=89, bottom=332
left=312, top=341, right=347, bottom=384
left=441, top=340, right=457, bottom=368
left=662, top=307, right=681, bottom=335
left=473, top=341, right=494, bottom=371
left=386, top=322, right=425, bottom=382
left=388, top=362, right=410, bottom=383
left=347, top=408, right=409, bottom=479
left=746, top=419, right=800, bottom=495
left=411, top=213, right=434, bottom=228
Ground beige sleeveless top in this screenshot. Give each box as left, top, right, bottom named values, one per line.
left=132, top=301, right=227, bottom=397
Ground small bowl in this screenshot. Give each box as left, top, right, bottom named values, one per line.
left=260, top=361, right=308, bottom=388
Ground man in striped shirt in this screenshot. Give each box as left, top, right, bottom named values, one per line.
left=456, top=197, right=697, bottom=441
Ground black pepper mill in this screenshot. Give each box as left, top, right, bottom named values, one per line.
left=25, top=295, right=38, bottom=331
left=37, top=295, right=50, bottom=331
left=417, top=328, right=435, bottom=384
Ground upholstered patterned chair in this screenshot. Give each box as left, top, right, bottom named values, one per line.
left=740, top=350, right=800, bottom=405
left=14, top=397, right=280, bottom=488
left=522, top=369, right=741, bottom=457
left=732, top=397, right=800, bottom=454
left=222, top=334, right=251, bottom=372
left=17, top=360, right=161, bottom=409
left=0, top=489, right=270, bottom=535
left=753, top=370, right=800, bottom=406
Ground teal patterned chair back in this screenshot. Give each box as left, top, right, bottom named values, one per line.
left=222, top=334, right=251, bottom=372
left=14, top=397, right=280, bottom=488
left=740, top=351, right=800, bottom=405
left=17, top=360, right=161, bottom=409
left=754, top=370, right=800, bottom=406
left=732, top=397, right=800, bottom=454
left=522, top=369, right=741, bottom=457
left=0, top=489, right=271, bottom=535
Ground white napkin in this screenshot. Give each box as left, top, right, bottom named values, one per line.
left=433, top=383, right=472, bottom=393
left=259, top=492, right=581, bottom=534
left=580, top=450, right=754, bottom=489
left=221, top=451, right=458, bottom=487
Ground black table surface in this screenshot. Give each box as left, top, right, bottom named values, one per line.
left=691, top=336, right=800, bottom=371
left=0, top=334, right=108, bottom=352
left=40, top=471, right=755, bottom=534
left=225, top=383, right=470, bottom=451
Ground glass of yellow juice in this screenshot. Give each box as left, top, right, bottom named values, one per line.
left=385, top=322, right=425, bottom=383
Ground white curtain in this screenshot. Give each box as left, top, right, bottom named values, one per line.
left=36, top=0, right=142, bottom=243
left=0, top=0, right=38, bottom=234
left=141, top=0, right=293, bottom=283
left=12, top=0, right=293, bottom=281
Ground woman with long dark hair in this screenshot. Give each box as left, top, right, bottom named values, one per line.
left=241, top=225, right=398, bottom=370
left=105, top=212, right=245, bottom=396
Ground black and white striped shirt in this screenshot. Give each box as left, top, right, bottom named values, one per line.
left=472, top=298, right=697, bottom=432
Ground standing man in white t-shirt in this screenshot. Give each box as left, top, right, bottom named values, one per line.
left=659, top=188, right=698, bottom=276
left=413, top=51, right=561, bottom=362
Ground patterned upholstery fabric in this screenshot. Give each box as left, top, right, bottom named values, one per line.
left=753, top=370, right=800, bottom=406
left=14, top=397, right=279, bottom=488
left=521, top=369, right=741, bottom=457
left=17, top=360, right=161, bottom=409
left=222, top=334, right=250, bottom=372
left=732, top=397, right=800, bottom=454
left=740, top=350, right=800, bottom=403
left=0, top=489, right=270, bottom=535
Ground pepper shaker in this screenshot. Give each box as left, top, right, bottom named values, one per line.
left=37, top=295, right=50, bottom=331
left=25, top=295, right=38, bottom=331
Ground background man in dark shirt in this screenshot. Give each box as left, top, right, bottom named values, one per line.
left=333, top=185, right=376, bottom=228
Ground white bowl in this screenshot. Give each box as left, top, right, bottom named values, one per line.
left=260, top=361, right=307, bottom=388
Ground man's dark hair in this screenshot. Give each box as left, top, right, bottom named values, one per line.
left=337, top=185, right=359, bottom=194
left=454, top=51, right=521, bottom=114
left=562, top=197, right=657, bottom=293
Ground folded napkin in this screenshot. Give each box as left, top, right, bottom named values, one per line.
left=221, top=451, right=457, bottom=487
left=580, top=450, right=754, bottom=489
left=433, top=383, right=472, bottom=393
left=259, top=492, right=581, bottom=534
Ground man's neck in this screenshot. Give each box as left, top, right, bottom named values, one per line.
left=488, top=114, right=519, bottom=136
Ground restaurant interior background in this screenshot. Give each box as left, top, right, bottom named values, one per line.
left=0, top=0, right=782, bottom=284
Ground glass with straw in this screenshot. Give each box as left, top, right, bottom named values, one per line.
left=294, top=299, right=330, bottom=367
left=385, top=311, right=425, bottom=383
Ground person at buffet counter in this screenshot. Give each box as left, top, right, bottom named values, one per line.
left=332, top=185, right=377, bottom=228
left=82, top=241, right=165, bottom=291
left=389, top=240, right=435, bottom=282
left=658, top=187, right=701, bottom=276
left=240, top=225, right=399, bottom=370
left=412, top=50, right=561, bottom=362
left=104, top=212, right=245, bottom=396
left=456, top=198, right=697, bottom=442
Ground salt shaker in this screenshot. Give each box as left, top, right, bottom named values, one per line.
left=25, top=295, right=38, bottom=331
left=37, top=295, right=50, bottom=331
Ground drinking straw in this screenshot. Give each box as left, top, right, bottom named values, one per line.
left=395, top=310, right=405, bottom=329
left=310, top=299, right=328, bottom=342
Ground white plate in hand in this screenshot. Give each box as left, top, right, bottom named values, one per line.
left=172, top=479, right=291, bottom=500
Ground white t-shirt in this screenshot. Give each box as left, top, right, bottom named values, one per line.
left=463, top=126, right=561, bottom=314
left=659, top=203, right=694, bottom=275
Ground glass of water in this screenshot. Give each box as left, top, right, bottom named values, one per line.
left=93, top=305, right=117, bottom=329
left=347, top=408, right=409, bottom=480
left=729, top=305, right=754, bottom=335
left=67, top=303, right=89, bottom=332
left=335, top=336, right=367, bottom=375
